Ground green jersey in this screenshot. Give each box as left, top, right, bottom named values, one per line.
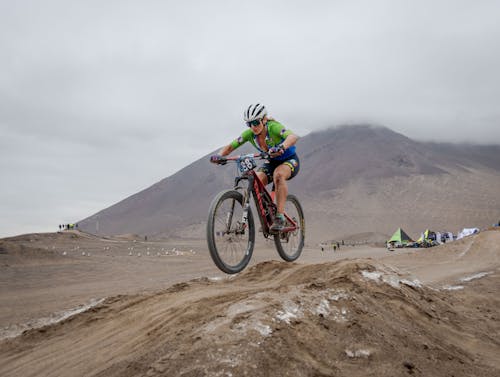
left=230, top=120, right=296, bottom=161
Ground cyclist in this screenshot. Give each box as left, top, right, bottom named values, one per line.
left=210, top=103, right=299, bottom=233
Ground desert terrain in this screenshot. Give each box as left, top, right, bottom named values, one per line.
left=0, top=229, right=499, bottom=376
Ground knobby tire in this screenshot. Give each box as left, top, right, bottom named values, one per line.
left=207, top=190, right=255, bottom=274
left=274, top=194, right=305, bottom=262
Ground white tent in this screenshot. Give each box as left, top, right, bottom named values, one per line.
left=457, top=228, right=479, bottom=240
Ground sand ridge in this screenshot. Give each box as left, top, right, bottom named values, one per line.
left=0, top=230, right=499, bottom=376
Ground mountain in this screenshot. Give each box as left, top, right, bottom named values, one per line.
left=78, top=125, right=500, bottom=242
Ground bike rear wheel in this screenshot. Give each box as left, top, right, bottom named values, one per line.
left=274, top=194, right=305, bottom=262
left=207, top=190, right=255, bottom=274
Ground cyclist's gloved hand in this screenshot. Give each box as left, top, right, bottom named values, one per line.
left=210, top=154, right=226, bottom=165
left=268, top=144, right=285, bottom=156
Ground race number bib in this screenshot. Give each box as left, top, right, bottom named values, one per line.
left=238, top=156, right=257, bottom=173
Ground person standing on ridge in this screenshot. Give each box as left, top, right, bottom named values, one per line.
left=210, top=103, right=300, bottom=233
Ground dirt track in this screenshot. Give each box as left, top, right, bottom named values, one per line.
left=0, top=230, right=499, bottom=376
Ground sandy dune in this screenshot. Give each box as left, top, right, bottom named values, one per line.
left=0, top=230, right=499, bottom=376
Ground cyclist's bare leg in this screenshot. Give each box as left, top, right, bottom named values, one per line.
left=256, top=171, right=268, bottom=185
left=273, top=164, right=292, bottom=214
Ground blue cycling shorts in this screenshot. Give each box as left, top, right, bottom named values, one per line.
left=258, top=154, right=300, bottom=184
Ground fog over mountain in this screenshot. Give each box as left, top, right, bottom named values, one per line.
left=78, top=125, right=500, bottom=242
left=2, top=1, right=500, bottom=237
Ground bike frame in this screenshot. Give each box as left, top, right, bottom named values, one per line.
left=225, top=153, right=298, bottom=237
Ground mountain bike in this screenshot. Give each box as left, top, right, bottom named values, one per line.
left=207, top=152, right=305, bottom=274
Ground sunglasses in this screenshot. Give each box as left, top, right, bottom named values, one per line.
left=247, top=119, right=261, bottom=128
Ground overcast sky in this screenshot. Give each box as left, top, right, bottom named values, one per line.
left=1, top=1, right=499, bottom=237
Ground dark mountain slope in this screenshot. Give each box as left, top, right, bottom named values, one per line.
left=78, top=125, right=500, bottom=240
left=297, top=125, right=447, bottom=193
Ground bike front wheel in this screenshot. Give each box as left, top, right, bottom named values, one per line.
left=274, top=194, right=305, bottom=262
left=207, top=190, right=255, bottom=274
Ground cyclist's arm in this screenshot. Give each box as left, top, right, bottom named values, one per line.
left=219, top=130, right=253, bottom=156
left=268, top=121, right=299, bottom=150
left=281, top=133, right=299, bottom=150
left=218, top=144, right=235, bottom=156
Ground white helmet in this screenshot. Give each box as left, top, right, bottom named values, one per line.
left=244, top=103, right=267, bottom=122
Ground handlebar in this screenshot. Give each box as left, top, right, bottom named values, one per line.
left=223, top=152, right=269, bottom=162
left=213, top=152, right=269, bottom=165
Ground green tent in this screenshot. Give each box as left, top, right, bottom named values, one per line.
left=387, top=228, right=414, bottom=245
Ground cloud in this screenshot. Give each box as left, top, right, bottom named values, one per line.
left=1, top=0, right=499, bottom=236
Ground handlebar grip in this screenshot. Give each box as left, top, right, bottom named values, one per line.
left=260, top=152, right=270, bottom=159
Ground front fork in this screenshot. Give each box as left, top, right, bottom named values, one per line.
left=234, top=173, right=277, bottom=237
left=241, top=200, right=250, bottom=229
left=233, top=176, right=253, bottom=233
